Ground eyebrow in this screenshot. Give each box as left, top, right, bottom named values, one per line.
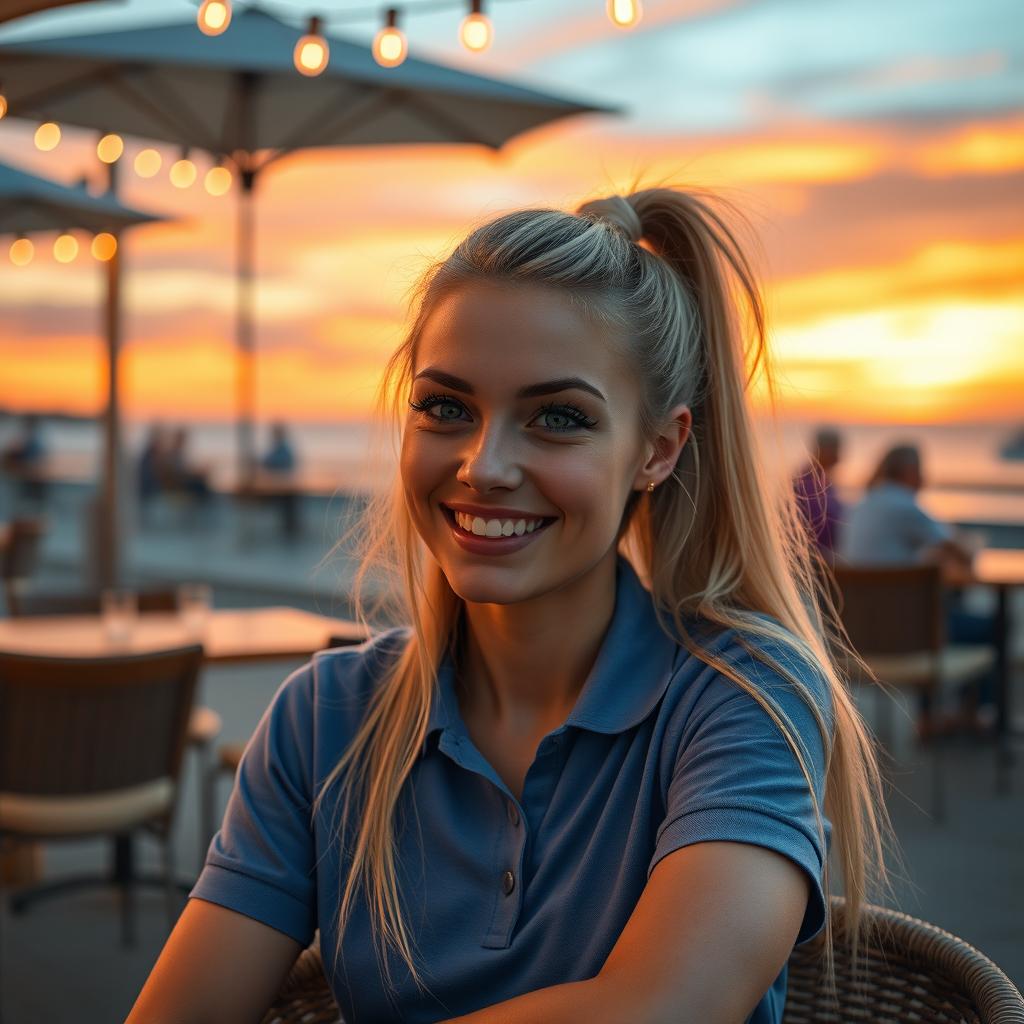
left=413, top=367, right=606, bottom=403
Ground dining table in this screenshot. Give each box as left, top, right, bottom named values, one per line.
left=0, top=604, right=370, bottom=661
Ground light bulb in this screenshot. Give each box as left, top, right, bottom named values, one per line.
left=460, top=2, right=492, bottom=52
left=34, top=122, right=61, bottom=151
left=54, top=233, right=79, bottom=263
left=134, top=148, right=162, bottom=178
left=91, top=233, right=117, bottom=261
left=294, top=16, right=329, bottom=76
left=97, top=132, right=124, bottom=163
left=205, top=165, right=232, bottom=196
left=170, top=157, right=197, bottom=188
left=10, top=238, right=34, bottom=266
left=607, top=0, right=642, bottom=27
left=373, top=9, right=406, bottom=68
left=197, top=0, right=231, bottom=35
left=0, top=93, right=8, bottom=120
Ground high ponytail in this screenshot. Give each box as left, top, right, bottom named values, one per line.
left=317, top=185, right=892, bottom=1000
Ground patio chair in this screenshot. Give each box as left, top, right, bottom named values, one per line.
left=831, top=564, right=995, bottom=821
left=255, top=898, right=1024, bottom=1024
left=7, top=588, right=224, bottom=830
left=0, top=644, right=203, bottom=947
left=0, top=517, right=45, bottom=613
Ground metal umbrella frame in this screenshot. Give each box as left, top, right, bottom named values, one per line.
left=0, top=157, right=168, bottom=586
left=0, top=4, right=615, bottom=484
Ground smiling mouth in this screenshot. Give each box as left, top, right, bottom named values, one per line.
left=441, top=505, right=557, bottom=538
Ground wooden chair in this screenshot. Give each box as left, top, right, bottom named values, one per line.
left=256, top=897, right=1024, bottom=1023
left=831, top=564, right=995, bottom=821
left=6, top=588, right=224, bottom=863
left=0, top=645, right=203, bottom=947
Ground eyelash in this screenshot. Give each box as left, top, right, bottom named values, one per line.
left=408, top=392, right=598, bottom=432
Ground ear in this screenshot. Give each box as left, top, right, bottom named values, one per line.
left=633, top=404, right=692, bottom=491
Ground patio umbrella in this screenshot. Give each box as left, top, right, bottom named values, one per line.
left=0, top=0, right=119, bottom=24
left=0, top=5, right=615, bottom=484
left=0, top=157, right=168, bottom=587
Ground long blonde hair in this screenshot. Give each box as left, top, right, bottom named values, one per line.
left=313, top=186, right=892, bottom=999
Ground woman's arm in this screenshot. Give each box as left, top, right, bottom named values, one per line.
left=439, top=841, right=806, bottom=1024
left=124, top=898, right=302, bottom=1024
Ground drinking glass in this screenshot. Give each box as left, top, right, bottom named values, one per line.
left=101, top=588, right=137, bottom=643
left=178, top=582, right=212, bottom=634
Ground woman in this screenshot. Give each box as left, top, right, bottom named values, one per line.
left=127, top=189, right=888, bottom=1023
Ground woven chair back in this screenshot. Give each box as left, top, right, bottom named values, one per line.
left=832, top=564, right=944, bottom=656
left=0, top=645, right=203, bottom=798
left=7, top=587, right=180, bottom=618
left=786, top=897, right=1024, bottom=1022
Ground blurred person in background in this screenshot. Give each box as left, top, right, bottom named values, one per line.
left=793, top=426, right=843, bottom=561
left=2, top=412, right=49, bottom=509
left=260, top=422, right=298, bottom=475
left=841, top=443, right=995, bottom=739
left=137, top=422, right=170, bottom=524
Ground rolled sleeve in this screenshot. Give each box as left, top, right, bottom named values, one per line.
left=650, top=646, right=833, bottom=945
left=190, top=663, right=318, bottom=947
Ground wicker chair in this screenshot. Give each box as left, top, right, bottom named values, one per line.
left=258, top=898, right=1024, bottom=1024
left=0, top=645, right=204, bottom=947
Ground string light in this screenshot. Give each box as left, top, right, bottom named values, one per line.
left=0, top=93, right=7, bottom=120
left=34, top=122, right=61, bottom=151
left=460, top=0, right=492, bottom=52
left=197, top=0, right=232, bottom=35
left=91, top=233, right=118, bottom=261
left=97, top=132, right=124, bottom=163
left=134, top=148, right=162, bottom=178
left=54, top=232, right=79, bottom=263
left=373, top=8, right=407, bottom=68
left=204, top=163, right=233, bottom=196
left=607, top=0, right=642, bottom=27
left=10, top=237, right=34, bottom=266
left=294, top=16, right=329, bottom=76
left=170, top=149, right=197, bottom=188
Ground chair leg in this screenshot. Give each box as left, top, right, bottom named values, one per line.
left=113, top=833, right=137, bottom=948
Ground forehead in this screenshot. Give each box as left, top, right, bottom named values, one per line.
left=414, top=282, right=631, bottom=394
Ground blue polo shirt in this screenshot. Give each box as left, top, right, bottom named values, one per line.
left=192, top=555, right=832, bottom=1024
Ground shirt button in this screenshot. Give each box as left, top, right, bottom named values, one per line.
left=507, top=802, right=520, bottom=827
left=502, top=870, right=515, bottom=896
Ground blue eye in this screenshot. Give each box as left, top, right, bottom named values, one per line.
left=408, top=393, right=598, bottom=432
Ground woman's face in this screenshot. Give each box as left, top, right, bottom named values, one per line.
left=400, top=280, right=653, bottom=607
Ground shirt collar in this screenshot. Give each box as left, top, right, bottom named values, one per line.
left=423, top=554, right=680, bottom=753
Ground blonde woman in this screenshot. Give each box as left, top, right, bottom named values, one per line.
left=128, top=188, right=888, bottom=1024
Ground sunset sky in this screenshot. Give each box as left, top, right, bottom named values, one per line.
left=0, top=0, right=1021, bottom=427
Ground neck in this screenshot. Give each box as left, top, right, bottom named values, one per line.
left=456, top=548, right=619, bottom=733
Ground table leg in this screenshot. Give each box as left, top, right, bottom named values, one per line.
left=994, top=583, right=1013, bottom=794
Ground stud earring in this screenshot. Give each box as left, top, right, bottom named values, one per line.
left=647, top=481, right=655, bottom=493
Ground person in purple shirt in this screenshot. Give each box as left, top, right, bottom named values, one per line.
left=129, top=189, right=891, bottom=1024
left=793, top=427, right=843, bottom=559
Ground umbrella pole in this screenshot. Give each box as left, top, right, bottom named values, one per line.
left=99, top=170, right=123, bottom=590
left=236, top=168, right=257, bottom=488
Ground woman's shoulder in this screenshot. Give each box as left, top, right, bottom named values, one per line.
left=268, top=625, right=413, bottom=725
left=665, top=610, right=834, bottom=727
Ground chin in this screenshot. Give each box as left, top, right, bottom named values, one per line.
left=440, top=563, right=544, bottom=606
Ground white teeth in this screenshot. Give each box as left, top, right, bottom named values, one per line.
left=451, top=510, right=547, bottom=538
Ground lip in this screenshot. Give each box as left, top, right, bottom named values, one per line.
left=442, top=502, right=555, bottom=521
left=440, top=503, right=556, bottom=556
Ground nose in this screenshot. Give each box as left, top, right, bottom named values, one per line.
left=455, top=418, right=523, bottom=493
